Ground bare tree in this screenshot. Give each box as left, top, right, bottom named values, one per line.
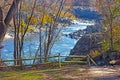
left=12, top=0, right=37, bottom=67
left=33, top=0, right=72, bottom=63
left=1, top=0, right=73, bottom=67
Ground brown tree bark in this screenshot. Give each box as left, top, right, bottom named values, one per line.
left=5, top=0, right=20, bottom=25
left=0, top=7, right=7, bottom=48
left=0, top=0, right=20, bottom=48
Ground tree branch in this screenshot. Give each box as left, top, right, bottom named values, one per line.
left=4, top=0, right=20, bottom=25
left=0, top=7, right=6, bottom=43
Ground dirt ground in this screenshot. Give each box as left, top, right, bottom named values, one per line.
left=0, top=65, right=120, bottom=80
left=42, top=65, right=120, bottom=80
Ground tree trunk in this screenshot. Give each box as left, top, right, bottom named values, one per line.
left=0, top=0, right=20, bottom=47
left=5, top=0, right=20, bottom=25
left=0, top=7, right=7, bottom=47
left=0, top=0, right=20, bottom=67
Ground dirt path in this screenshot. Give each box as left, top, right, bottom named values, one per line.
left=42, top=65, right=120, bottom=80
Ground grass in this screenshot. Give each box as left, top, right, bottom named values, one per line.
left=0, top=65, right=120, bottom=80
left=0, top=69, right=51, bottom=80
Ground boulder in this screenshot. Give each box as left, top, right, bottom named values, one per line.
left=70, top=23, right=103, bottom=55
left=70, top=34, right=103, bottom=55
left=109, top=59, right=120, bottom=65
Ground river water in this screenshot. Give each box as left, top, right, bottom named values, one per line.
left=1, top=20, right=94, bottom=62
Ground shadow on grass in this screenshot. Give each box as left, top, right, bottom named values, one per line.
left=59, top=78, right=74, bottom=80
left=93, top=76, right=120, bottom=80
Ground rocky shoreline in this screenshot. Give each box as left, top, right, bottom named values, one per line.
left=69, top=23, right=103, bottom=55
left=67, top=23, right=102, bottom=40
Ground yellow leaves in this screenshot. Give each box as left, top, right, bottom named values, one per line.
left=91, top=50, right=101, bottom=58
left=115, top=0, right=120, bottom=3
left=112, top=26, right=120, bottom=33
left=22, top=3, right=30, bottom=11
left=60, top=12, right=76, bottom=19
left=35, top=6, right=42, bottom=12
left=30, top=17, right=39, bottom=25
left=65, top=6, right=72, bottom=10
left=112, top=26, right=120, bottom=50
left=27, top=15, right=39, bottom=25
left=20, top=20, right=26, bottom=27
left=103, top=26, right=120, bottom=51
left=102, top=40, right=110, bottom=51
left=40, top=13, right=54, bottom=25
left=19, top=20, right=35, bottom=33
left=50, top=3, right=58, bottom=10
left=112, top=26, right=120, bottom=41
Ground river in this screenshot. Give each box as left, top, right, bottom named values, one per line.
left=1, top=20, right=94, bottom=63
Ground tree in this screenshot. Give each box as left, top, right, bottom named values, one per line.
left=0, top=7, right=7, bottom=48
left=33, top=0, right=69, bottom=63
left=13, top=0, right=37, bottom=67
left=1, top=0, right=73, bottom=67
left=97, top=0, right=120, bottom=52
left=0, top=0, right=20, bottom=49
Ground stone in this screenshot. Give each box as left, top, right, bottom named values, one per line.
left=70, top=23, right=103, bottom=55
